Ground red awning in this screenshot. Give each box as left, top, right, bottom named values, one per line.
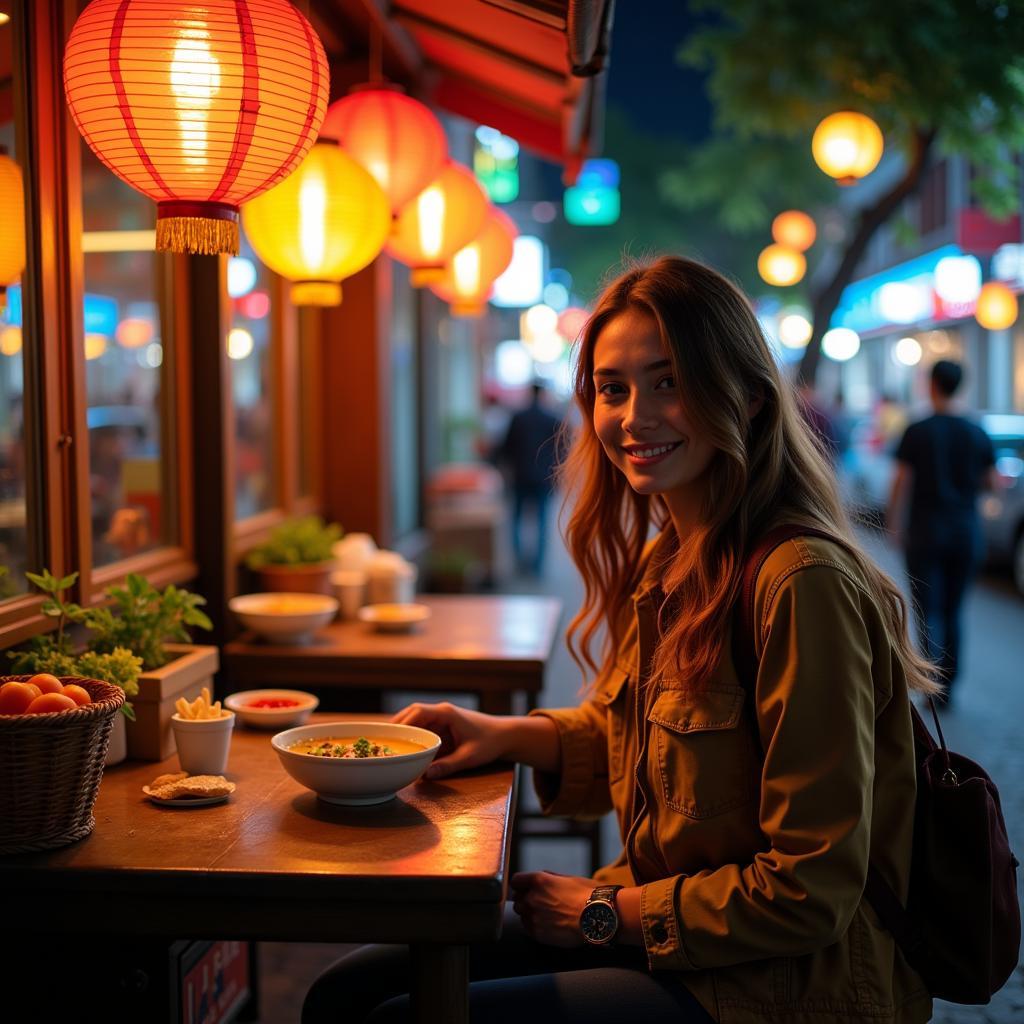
left=314, top=0, right=613, bottom=183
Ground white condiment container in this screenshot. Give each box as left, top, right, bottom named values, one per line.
left=366, top=551, right=417, bottom=605
left=331, top=569, right=368, bottom=620
left=332, top=533, right=378, bottom=573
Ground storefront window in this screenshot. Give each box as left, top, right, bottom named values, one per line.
left=81, top=144, right=169, bottom=567
left=231, top=235, right=274, bottom=520
left=0, top=8, right=27, bottom=596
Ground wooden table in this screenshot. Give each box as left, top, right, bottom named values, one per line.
left=2, top=714, right=518, bottom=1024
left=223, top=594, right=563, bottom=714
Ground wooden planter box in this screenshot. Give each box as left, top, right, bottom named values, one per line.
left=125, top=644, right=220, bottom=762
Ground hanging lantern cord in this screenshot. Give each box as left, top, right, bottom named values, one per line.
left=370, top=20, right=383, bottom=84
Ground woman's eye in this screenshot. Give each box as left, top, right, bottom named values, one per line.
left=656, top=376, right=676, bottom=390
left=597, top=381, right=626, bottom=397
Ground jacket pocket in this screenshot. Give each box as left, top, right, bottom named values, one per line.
left=648, top=684, right=755, bottom=819
left=594, top=666, right=630, bottom=781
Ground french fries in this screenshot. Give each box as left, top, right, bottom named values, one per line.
left=175, top=686, right=227, bottom=720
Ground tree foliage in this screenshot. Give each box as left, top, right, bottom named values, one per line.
left=674, top=0, right=1024, bottom=381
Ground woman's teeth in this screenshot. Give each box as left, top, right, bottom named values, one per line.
left=628, top=442, right=679, bottom=458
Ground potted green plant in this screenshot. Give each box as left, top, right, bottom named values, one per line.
left=245, top=515, right=342, bottom=595
left=8, top=570, right=219, bottom=763
left=84, top=573, right=218, bottom=761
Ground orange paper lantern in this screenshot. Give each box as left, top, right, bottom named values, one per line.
left=771, top=210, right=816, bottom=252
left=431, top=207, right=517, bottom=317
left=975, top=282, right=1018, bottom=331
left=320, top=86, right=447, bottom=217
left=387, top=161, right=488, bottom=287
left=757, top=244, right=806, bottom=287
left=63, top=0, right=328, bottom=255
left=0, top=151, right=25, bottom=314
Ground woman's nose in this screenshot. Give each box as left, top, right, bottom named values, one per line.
left=622, top=392, right=659, bottom=434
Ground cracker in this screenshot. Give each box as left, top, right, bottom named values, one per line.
left=152, top=774, right=236, bottom=800
left=148, top=771, right=188, bottom=790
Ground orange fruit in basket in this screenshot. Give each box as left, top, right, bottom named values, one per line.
left=26, top=692, right=77, bottom=714
left=62, top=684, right=91, bottom=707
left=27, top=673, right=64, bottom=694
left=0, top=681, right=38, bottom=715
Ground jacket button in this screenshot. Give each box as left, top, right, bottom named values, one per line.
left=651, top=923, right=668, bottom=944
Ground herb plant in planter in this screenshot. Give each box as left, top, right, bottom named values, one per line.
left=245, top=515, right=342, bottom=595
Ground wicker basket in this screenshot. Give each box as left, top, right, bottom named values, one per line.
left=0, top=675, right=125, bottom=855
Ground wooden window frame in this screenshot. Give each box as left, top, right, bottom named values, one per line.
left=0, top=0, right=197, bottom=650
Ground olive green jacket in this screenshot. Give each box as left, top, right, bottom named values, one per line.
left=532, top=534, right=932, bottom=1023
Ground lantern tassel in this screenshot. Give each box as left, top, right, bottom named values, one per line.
left=157, top=216, right=239, bottom=256
left=156, top=215, right=238, bottom=254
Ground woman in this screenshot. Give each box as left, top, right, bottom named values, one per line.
left=304, top=256, right=938, bottom=1023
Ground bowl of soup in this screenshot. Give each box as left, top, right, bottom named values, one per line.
left=229, top=592, right=339, bottom=643
left=271, top=721, right=441, bottom=805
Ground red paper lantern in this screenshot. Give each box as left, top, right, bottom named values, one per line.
left=320, top=86, right=447, bottom=217
left=431, top=207, right=517, bottom=317
left=387, top=161, right=488, bottom=287
left=64, top=0, right=328, bottom=255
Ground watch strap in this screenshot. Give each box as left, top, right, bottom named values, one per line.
left=587, top=884, right=623, bottom=905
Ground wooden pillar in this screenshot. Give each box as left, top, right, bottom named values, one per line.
left=320, top=259, right=393, bottom=546
left=188, top=255, right=235, bottom=645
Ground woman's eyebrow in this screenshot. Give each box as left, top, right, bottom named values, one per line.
left=593, top=358, right=671, bottom=377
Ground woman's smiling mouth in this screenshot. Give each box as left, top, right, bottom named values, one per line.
left=623, top=441, right=682, bottom=465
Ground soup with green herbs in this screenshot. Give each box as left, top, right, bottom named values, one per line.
left=289, top=736, right=426, bottom=759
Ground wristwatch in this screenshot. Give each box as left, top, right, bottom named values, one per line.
left=579, top=884, right=623, bottom=946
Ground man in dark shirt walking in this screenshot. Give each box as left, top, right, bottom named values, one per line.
left=887, top=360, right=998, bottom=701
left=495, top=382, right=563, bottom=576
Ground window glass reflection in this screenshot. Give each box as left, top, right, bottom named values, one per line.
left=231, top=235, right=274, bottom=519
left=81, top=143, right=169, bottom=566
left=0, top=10, right=28, bottom=597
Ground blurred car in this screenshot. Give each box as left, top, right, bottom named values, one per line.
left=978, top=413, right=1024, bottom=596
left=840, top=410, right=1024, bottom=596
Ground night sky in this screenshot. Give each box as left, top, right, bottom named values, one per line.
left=604, top=1, right=712, bottom=144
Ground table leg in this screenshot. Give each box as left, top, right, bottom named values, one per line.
left=410, top=943, right=468, bottom=1024
left=478, top=691, right=513, bottom=715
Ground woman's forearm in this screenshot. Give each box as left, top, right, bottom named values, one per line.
left=496, top=714, right=562, bottom=773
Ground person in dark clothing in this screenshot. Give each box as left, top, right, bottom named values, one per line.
left=887, top=360, right=998, bottom=700
left=495, top=382, right=563, bottom=575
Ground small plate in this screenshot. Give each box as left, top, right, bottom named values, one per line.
left=142, top=787, right=231, bottom=808
left=357, top=603, right=431, bottom=633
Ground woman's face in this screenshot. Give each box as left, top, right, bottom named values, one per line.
left=591, top=308, right=717, bottom=506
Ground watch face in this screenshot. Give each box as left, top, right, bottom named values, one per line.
left=580, top=901, right=617, bottom=944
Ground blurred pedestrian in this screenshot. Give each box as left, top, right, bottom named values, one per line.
left=495, top=382, right=563, bottom=576
left=476, top=390, right=511, bottom=462
left=887, top=360, right=999, bottom=700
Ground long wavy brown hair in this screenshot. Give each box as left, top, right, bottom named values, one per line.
left=560, top=255, right=939, bottom=695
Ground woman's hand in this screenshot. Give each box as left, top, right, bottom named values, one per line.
left=509, top=871, right=594, bottom=948
left=391, top=701, right=508, bottom=780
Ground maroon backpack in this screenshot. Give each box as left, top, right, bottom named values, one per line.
left=732, top=524, right=1021, bottom=1004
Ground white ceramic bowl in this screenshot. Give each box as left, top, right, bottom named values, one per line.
left=229, top=592, right=339, bottom=643
left=224, top=689, right=319, bottom=729
left=357, top=602, right=431, bottom=633
left=272, top=721, right=441, bottom=805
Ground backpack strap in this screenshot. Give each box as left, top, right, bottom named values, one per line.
left=732, top=525, right=926, bottom=960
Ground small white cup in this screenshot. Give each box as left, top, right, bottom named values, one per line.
left=171, top=711, right=236, bottom=775
left=331, top=569, right=368, bottom=620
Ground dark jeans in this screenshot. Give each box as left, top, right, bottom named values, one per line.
left=512, top=486, right=550, bottom=575
left=906, top=537, right=979, bottom=692
left=302, top=907, right=714, bottom=1024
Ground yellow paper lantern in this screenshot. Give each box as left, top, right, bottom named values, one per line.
left=84, top=333, right=108, bottom=360
left=0, top=326, right=22, bottom=356
left=975, top=282, right=1018, bottom=331
left=387, top=161, right=488, bottom=287
left=771, top=210, right=816, bottom=252
left=242, top=142, right=390, bottom=306
left=0, top=152, right=25, bottom=313
left=757, top=244, right=806, bottom=287
left=430, top=208, right=517, bottom=317
left=812, top=111, right=884, bottom=185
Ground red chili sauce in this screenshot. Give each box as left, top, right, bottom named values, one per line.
left=246, top=697, right=301, bottom=709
